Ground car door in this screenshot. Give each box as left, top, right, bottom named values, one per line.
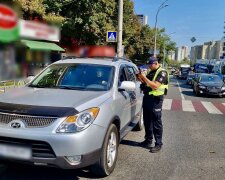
left=116, top=64, right=133, bottom=130
left=125, top=65, right=142, bottom=120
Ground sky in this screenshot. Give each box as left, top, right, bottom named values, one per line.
left=133, top=0, right=225, bottom=50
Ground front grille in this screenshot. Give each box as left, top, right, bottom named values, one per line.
left=0, top=136, right=56, bottom=158
left=0, top=112, right=57, bottom=128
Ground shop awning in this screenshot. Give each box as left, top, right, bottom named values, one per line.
left=21, top=40, right=65, bottom=52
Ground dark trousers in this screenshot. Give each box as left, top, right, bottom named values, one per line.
left=143, top=95, right=164, bottom=146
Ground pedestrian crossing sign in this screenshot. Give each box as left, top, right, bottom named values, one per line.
left=107, top=31, right=117, bottom=42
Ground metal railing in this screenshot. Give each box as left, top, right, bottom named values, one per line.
left=0, top=79, right=27, bottom=93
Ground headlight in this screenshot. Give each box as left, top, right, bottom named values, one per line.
left=199, top=85, right=206, bottom=89
left=221, top=87, right=225, bottom=90
left=56, top=107, right=99, bottom=133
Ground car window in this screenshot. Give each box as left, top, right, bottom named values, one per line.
left=126, top=66, right=136, bottom=82
left=118, top=65, right=127, bottom=86
left=30, top=64, right=114, bottom=91
left=221, top=64, right=225, bottom=75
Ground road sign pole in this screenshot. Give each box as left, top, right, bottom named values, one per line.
left=117, top=0, right=123, bottom=57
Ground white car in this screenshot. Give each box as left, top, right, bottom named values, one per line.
left=0, top=57, right=143, bottom=177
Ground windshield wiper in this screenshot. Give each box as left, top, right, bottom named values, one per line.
left=58, top=86, right=86, bottom=90
left=29, top=84, right=48, bottom=88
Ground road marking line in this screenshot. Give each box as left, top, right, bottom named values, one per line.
left=182, top=100, right=195, bottom=112
left=163, top=99, right=172, bottom=110
left=212, top=102, right=225, bottom=114
left=201, top=101, right=223, bottom=114
left=163, top=99, right=225, bottom=115
left=171, top=99, right=182, bottom=111
left=176, top=80, right=185, bottom=100
left=192, top=100, right=208, bottom=113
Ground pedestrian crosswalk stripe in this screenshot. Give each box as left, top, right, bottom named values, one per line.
left=212, top=102, right=225, bottom=114
left=163, top=99, right=172, bottom=110
left=182, top=100, right=195, bottom=112
left=162, top=99, right=225, bottom=115
left=201, top=101, right=223, bottom=114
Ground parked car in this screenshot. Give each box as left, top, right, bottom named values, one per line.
left=193, top=73, right=225, bottom=97
left=0, top=57, right=144, bottom=177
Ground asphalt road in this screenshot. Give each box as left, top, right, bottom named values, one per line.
left=0, top=77, right=225, bottom=180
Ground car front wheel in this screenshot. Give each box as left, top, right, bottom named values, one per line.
left=91, top=124, right=119, bottom=177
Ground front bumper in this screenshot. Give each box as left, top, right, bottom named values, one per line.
left=0, top=124, right=106, bottom=169
left=1, top=148, right=101, bottom=169
left=199, top=88, right=225, bottom=96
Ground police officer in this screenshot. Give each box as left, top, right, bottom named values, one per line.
left=137, top=57, right=169, bottom=153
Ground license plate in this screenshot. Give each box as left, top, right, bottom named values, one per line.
left=209, top=88, right=218, bottom=93
left=0, top=144, right=31, bottom=160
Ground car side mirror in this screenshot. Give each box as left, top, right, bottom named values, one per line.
left=118, top=81, right=136, bottom=91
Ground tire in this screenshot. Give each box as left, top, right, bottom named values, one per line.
left=133, top=109, right=144, bottom=131
left=91, top=124, right=119, bottom=177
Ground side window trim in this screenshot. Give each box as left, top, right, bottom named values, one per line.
left=118, top=64, right=128, bottom=86
left=125, top=65, right=137, bottom=82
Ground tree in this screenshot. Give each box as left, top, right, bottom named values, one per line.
left=10, top=0, right=65, bottom=25
left=38, top=0, right=176, bottom=62
left=167, top=59, right=179, bottom=67
left=43, top=0, right=117, bottom=46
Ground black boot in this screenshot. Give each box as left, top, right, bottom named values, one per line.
left=150, top=145, right=162, bottom=153
left=138, top=139, right=152, bottom=148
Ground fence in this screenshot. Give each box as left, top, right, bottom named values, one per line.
left=0, top=79, right=27, bottom=93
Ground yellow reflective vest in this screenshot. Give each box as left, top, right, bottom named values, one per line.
left=149, top=67, right=169, bottom=96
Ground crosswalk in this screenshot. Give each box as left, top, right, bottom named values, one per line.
left=163, top=99, right=225, bottom=115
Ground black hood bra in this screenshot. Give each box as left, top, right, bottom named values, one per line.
left=0, top=102, right=78, bottom=117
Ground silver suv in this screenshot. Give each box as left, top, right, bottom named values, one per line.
left=0, top=57, right=143, bottom=176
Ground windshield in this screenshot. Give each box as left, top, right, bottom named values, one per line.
left=200, top=75, right=222, bottom=83
left=29, top=64, right=114, bottom=91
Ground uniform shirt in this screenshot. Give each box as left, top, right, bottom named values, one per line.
left=141, top=67, right=168, bottom=95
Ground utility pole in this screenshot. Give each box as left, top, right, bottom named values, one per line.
left=117, top=0, right=123, bottom=57
left=163, top=43, right=166, bottom=68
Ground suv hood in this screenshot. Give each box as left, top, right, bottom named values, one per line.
left=201, top=82, right=223, bottom=87
left=0, top=87, right=111, bottom=110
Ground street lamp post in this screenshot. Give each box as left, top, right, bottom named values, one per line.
left=153, top=0, right=169, bottom=57
left=163, top=32, right=176, bottom=68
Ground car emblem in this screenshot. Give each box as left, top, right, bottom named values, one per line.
left=9, top=120, right=25, bottom=129
left=11, top=122, right=21, bottom=128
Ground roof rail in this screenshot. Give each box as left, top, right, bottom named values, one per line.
left=87, top=56, right=114, bottom=59
left=62, top=56, right=132, bottom=62
left=62, top=56, right=77, bottom=59
left=113, top=57, right=132, bottom=62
